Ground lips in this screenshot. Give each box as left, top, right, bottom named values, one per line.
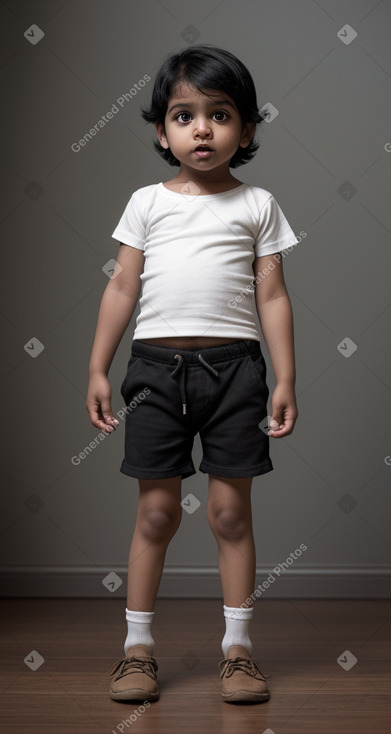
left=194, top=144, right=214, bottom=151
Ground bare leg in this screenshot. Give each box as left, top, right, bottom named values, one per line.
left=207, top=474, right=256, bottom=656
left=207, top=475, right=255, bottom=607
left=126, top=475, right=182, bottom=611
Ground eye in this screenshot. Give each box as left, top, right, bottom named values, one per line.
left=175, top=112, right=192, bottom=123
left=213, top=111, right=229, bottom=121
left=174, top=110, right=230, bottom=123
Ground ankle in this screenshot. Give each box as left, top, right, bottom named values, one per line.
left=124, top=608, right=155, bottom=656
left=221, top=605, right=253, bottom=658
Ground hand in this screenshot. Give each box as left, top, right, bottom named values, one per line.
left=268, top=383, right=298, bottom=438
left=86, top=372, right=120, bottom=434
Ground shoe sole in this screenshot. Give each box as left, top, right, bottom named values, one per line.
left=110, top=687, right=159, bottom=702
left=222, top=689, right=270, bottom=703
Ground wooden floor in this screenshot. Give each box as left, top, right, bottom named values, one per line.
left=1, top=597, right=390, bottom=733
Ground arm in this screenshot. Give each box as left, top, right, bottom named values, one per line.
left=86, top=244, right=145, bottom=432
left=253, top=253, right=298, bottom=437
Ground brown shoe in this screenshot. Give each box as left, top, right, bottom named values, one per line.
left=219, top=645, right=270, bottom=703
left=108, top=644, right=159, bottom=702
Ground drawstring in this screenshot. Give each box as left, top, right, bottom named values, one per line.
left=170, top=353, right=219, bottom=415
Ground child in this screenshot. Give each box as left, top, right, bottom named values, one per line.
left=86, top=44, right=298, bottom=704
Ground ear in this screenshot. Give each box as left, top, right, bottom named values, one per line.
left=239, top=121, right=256, bottom=149
left=155, top=122, right=169, bottom=149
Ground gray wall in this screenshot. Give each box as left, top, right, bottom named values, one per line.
left=2, top=0, right=391, bottom=598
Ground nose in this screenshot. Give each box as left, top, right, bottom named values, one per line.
left=193, top=115, right=212, bottom=138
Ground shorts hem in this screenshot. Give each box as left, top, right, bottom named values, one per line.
left=120, top=460, right=196, bottom=480
left=198, top=458, right=274, bottom=478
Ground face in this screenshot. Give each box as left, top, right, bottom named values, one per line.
left=155, top=81, right=255, bottom=174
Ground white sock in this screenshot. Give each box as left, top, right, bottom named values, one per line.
left=124, top=608, right=155, bottom=656
left=221, top=604, right=253, bottom=658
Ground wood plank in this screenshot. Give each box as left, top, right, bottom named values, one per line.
left=1, top=598, right=390, bottom=733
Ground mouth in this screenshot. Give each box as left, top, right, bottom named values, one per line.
left=193, top=144, right=214, bottom=157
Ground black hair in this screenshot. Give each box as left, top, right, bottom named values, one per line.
left=140, top=44, right=264, bottom=168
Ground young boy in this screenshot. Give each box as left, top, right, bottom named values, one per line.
left=86, top=44, right=298, bottom=704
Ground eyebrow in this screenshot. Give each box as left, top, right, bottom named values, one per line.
left=167, top=99, right=236, bottom=115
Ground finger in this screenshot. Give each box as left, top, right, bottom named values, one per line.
left=269, top=426, right=286, bottom=437
left=100, top=399, right=119, bottom=429
left=103, top=414, right=119, bottom=427
left=99, top=420, right=116, bottom=433
left=269, top=418, right=295, bottom=437
left=86, top=403, right=105, bottom=427
left=86, top=402, right=118, bottom=432
left=268, top=416, right=283, bottom=434
left=91, top=415, right=116, bottom=433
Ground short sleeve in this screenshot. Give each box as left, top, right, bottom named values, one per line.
left=254, top=195, right=298, bottom=257
left=111, top=192, right=146, bottom=250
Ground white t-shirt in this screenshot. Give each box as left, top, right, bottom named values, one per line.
left=111, top=181, right=298, bottom=342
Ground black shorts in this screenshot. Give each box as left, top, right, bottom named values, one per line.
left=119, top=339, right=273, bottom=481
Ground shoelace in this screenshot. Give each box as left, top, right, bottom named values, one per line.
left=108, top=654, right=158, bottom=680
left=219, top=656, right=268, bottom=680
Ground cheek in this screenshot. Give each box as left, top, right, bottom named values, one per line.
left=219, top=128, right=238, bottom=145
left=167, top=126, right=187, bottom=145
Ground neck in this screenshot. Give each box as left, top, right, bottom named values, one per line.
left=173, top=163, right=238, bottom=189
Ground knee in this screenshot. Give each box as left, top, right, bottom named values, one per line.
left=139, top=506, right=181, bottom=542
left=208, top=506, right=248, bottom=541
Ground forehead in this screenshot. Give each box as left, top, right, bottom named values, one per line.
left=168, top=81, right=236, bottom=107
